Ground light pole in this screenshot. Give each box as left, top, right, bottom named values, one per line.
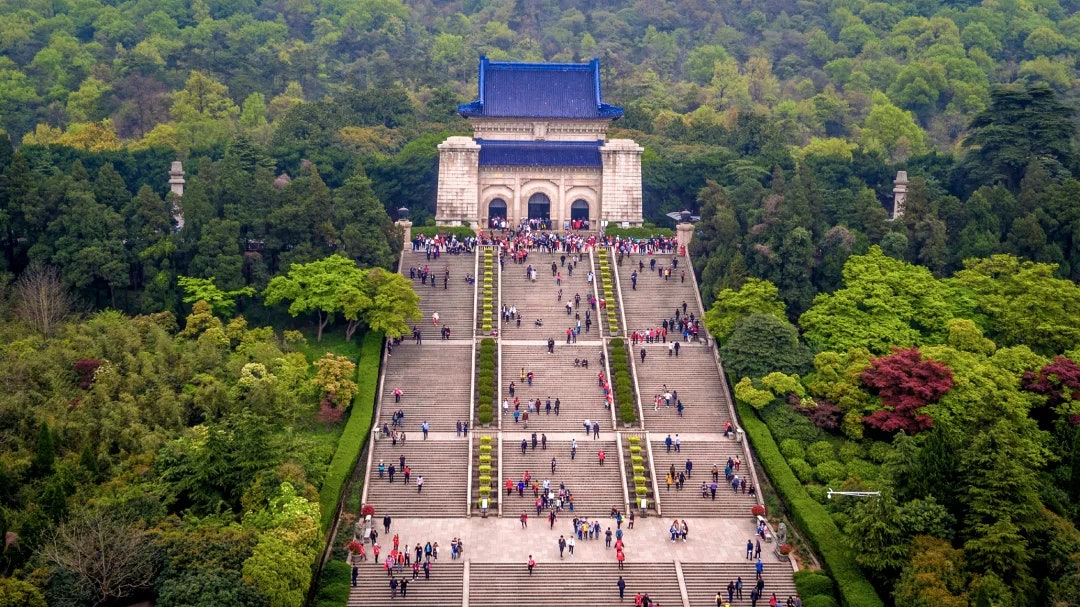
left=826, top=489, right=881, bottom=500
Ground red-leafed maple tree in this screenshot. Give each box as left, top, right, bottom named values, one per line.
left=1022, top=356, right=1080, bottom=407
left=861, top=347, right=953, bottom=435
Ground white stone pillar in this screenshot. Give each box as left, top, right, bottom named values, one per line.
left=600, top=139, right=644, bottom=225
left=436, top=137, right=481, bottom=226
left=513, top=176, right=522, bottom=225
left=892, top=170, right=909, bottom=220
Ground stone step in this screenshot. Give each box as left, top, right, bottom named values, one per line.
left=347, top=559, right=464, bottom=607
left=367, top=439, right=469, bottom=517
left=614, top=254, right=703, bottom=323
left=379, top=342, right=472, bottom=432
left=402, top=250, right=476, bottom=335
left=500, top=436, right=624, bottom=518
left=501, top=346, right=613, bottom=432
left=468, top=562, right=682, bottom=607
left=634, top=345, right=732, bottom=433
left=682, top=562, right=798, bottom=607
left=499, top=251, right=599, bottom=340
left=651, top=440, right=757, bottom=517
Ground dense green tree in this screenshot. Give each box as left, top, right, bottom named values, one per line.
left=704, top=277, right=787, bottom=343
left=335, top=172, right=400, bottom=269
left=719, top=313, right=812, bottom=380
left=961, top=84, right=1076, bottom=191
left=799, top=247, right=967, bottom=353
left=847, top=491, right=909, bottom=580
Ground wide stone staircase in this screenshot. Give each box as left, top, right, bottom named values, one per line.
left=501, top=346, right=610, bottom=432
left=498, top=250, right=599, bottom=340
left=469, top=562, right=683, bottom=607
left=635, top=344, right=732, bottom=433
left=402, top=250, right=476, bottom=337
left=378, top=341, right=472, bottom=434
left=500, top=435, right=625, bottom=517
left=366, top=438, right=469, bottom=517
left=682, top=562, right=798, bottom=607
left=615, top=253, right=701, bottom=331
left=349, top=559, right=464, bottom=606
left=651, top=438, right=757, bottom=517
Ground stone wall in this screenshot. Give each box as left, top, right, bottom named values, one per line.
left=436, top=137, right=481, bottom=226
left=599, top=139, right=644, bottom=226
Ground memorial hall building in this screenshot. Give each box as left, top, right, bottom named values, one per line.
left=435, top=57, right=644, bottom=228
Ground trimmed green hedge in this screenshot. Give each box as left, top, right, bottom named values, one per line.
left=415, top=225, right=476, bottom=241
left=314, top=560, right=352, bottom=607
left=608, top=338, right=637, bottom=424
left=603, top=225, right=675, bottom=239
left=318, top=331, right=382, bottom=532
left=737, top=402, right=883, bottom=607
left=794, top=571, right=836, bottom=599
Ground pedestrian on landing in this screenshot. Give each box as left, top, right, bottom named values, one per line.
left=520, top=512, right=528, bottom=528
left=746, top=539, right=754, bottom=560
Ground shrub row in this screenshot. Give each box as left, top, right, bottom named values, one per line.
left=314, top=560, right=351, bottom=607
left=602, top=225, right=676, bottom=239
left=597, top=249, right=620, bottom=334
left=477, top=338, right=497, bottom=425
left=608, top=338, right=637, bottom=424
left=736, top=403, right=883, bottom=607
left=318, top=331, right=382, bottom=532
left=416, top=224, right=477, bottom=241
left=481, top=250, right=495, bottom=333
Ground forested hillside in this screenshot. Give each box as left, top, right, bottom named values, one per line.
left=3, top=1, right=1080, bottom=606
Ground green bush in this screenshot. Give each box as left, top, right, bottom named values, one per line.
left=866, top=441, right=892, bottom=463
left=478, top=406, right=494, bottom=425
left=620, top=402, right=637, bottom=424
left=315, top=560, right=352, bottom=604
left=806, top=484, right=829, bottom=504
left=633, top=475, right=647, bottom=485
left=633, top=465, right=645, bottom=475
left=845, top=459, right=881, bottom=481
left=479, top=444, right=492, bottom=454
left=478, top=475, right=491, bottom=486
left=789, top=458, right=814, bottom=483
left=803, top=596, right=839, bottom=607
left=837, top=442, right=863, bottom=463
left=737, top=402, right=884, bottom=607
left=780, top=439, right=806, bottom=461
left=604, top=226, right=675, bottom=239
left=318, top=331, right=381, bottom=531
left=478, top=485, right=491, bottom=496
left=627, top=435, right=640, bottom=444
left=480, top=435, right=492, bottom=444
left=629, top=445, right=641, bottom=454
left=806, top=441, right=837, bottom=465
left=635, top=486, right=648, bottom=496
left=815, top=460, right=847, bottom=484
left=631, top=455, right=643, bottom=466
left=794, top=571, right=836, bottom=599
left=478, top=464, right=491, bottom=475
left=479, top=455, right=491, bottom=465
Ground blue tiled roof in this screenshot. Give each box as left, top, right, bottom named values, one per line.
left=477, top=139, right=602, bottom=167
left=459, top=57, right=624, bottom=120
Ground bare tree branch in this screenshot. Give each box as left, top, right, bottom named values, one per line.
left=14, top=263, right=75, bottom=335
left=39, top=510, right=158, bottom=606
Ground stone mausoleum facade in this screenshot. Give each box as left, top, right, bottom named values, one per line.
left=436, top=57, right=644, bottom=228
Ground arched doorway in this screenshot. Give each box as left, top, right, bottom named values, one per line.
left=527, top=193, right=551, bottom=221
left=488, top=198, right=507, bottom=228
left=570, top=199, right=590, bottom=222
